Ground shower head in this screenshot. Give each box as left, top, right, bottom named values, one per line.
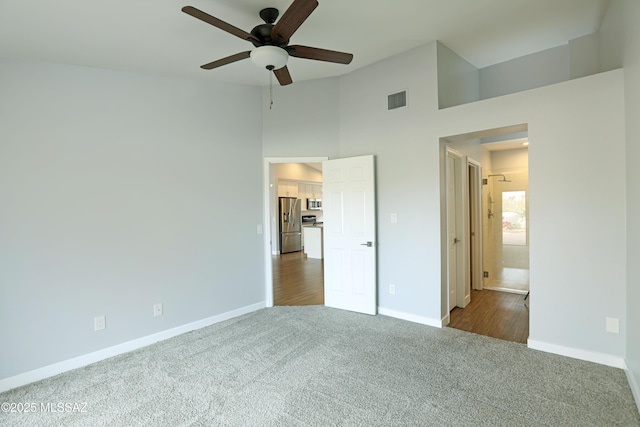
left=488, top=174, right=512, bottom=183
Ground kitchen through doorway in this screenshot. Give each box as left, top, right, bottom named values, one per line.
left=263, top=158, right=326, bottom=307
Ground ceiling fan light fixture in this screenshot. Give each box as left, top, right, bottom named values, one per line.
left=250, top=46, right=288, bottom=70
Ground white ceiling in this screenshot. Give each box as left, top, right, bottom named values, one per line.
left=0, top=0, right=610, bottom=87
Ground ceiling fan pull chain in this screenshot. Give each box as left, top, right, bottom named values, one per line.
left=269, top=70, right=274, bottom=110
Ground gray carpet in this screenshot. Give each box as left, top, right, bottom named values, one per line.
left=1, top=306, right=638, bottom=426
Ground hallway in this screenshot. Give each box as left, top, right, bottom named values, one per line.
left=448, top=289, right=529, bottom=344
left=272, top=251, right=324, bottom=306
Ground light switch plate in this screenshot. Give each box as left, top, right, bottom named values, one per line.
left=94, top=315, right=106, bottom=331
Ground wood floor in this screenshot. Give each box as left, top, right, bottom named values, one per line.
left=273, top=254, right=529, bottom=344
left=272, top=251, right=324, bottom=306
left=448, top=289, right=529, bottom=344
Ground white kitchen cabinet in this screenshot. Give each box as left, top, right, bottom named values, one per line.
left=298, top=183, right=308, bottom=206
left=277, top=181, right=298, bottom=197
left=303, top=226, right=323, bottom=259
left=308, top=184, right=322, bottom=199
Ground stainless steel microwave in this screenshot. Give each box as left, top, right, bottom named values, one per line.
left=307, top=198, right=322, bottom=210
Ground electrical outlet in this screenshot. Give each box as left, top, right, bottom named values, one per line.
left=154, top=303, right=163, bottom=317
left=389, top=284, right=396, bottom=295
left=390, top=213, right=398, bottom=224
left=257, top=224, right=263, bottom=235
left=606, top=317, right=619, bottom=334
left=94, top=315, right=106, bottom=331
left=483, top=271, right=489, bottom=278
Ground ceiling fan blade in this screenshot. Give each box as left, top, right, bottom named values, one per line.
left=201, top=51, right=251, bottom=70
left=274, top=66, right=293, bottom=86
left=287, top=45, right=353, bottom=64
left=182, top=6, right=257, bottom=42
left=271, top=0, right=318, bottom=43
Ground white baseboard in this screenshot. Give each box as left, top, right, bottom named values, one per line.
left=442, top=313, right=450, bottom=326
left=623, top=361, right=640, bottom=411
left=484, top=286, right=528, bottom=295
left=378, top=307, right=443, bottom=328
left=527, top=339, right=625, bottom=369
left=0, top=301, right=266, bottom=393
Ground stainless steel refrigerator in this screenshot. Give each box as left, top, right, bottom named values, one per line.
left=279, top=197, right=302, bottom=253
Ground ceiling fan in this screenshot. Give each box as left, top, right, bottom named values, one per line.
left=182, top=0, right=353, bottom=86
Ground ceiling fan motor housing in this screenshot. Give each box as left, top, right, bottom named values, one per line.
left=251, top=8, right=291, bottom=47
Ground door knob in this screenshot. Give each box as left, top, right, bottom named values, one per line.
left=360, top=241, right=373, bottom=247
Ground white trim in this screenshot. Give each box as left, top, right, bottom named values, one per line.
left=484, top=286, right=528, bottom=295
left=442, top=313, right=450, bottom=327
left=263, top=157, right=328, bottom=308
left=467, top=158, right=483, bottom=291
left=527, top=339, right=625, bottom=369
left=378, top=307, right=443, bottom=328
left=623, top=361, right=640, bottom=411
left=0, top=302, right=265, bottom=393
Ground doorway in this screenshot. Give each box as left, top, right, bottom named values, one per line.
left=263, top=157, right=328, bottom=307
left=440, top=125, right=530, bottom=344
left=264, top=155, right=378, bottom=315
left=483, top=148, right=529, bottom=295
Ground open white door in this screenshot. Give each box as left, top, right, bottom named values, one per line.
left=322, top=155, right=377, bottom=315
left=446, top=148, right=468, bottom=310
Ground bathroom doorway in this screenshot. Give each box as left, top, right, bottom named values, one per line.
left=483, top=147, right=529, bottom=295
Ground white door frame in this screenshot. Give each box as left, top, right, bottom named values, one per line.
left=468, top=158, right=483, bottom=291
left=263, top=156, right=328, bottom=308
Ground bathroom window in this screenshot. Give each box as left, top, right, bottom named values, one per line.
left=502, top=191, right=527, bottom=246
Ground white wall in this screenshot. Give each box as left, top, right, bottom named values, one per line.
left=610, top=0, right=640, bottom=403
left=479, top=45, right=570, bottom=100
left=599, top=1, right=625, bottom=72
left=437, top=42, right=480, bottom=109
left=0, top=59, right=265, bottom=381
left=275, top=163, right=322, bottom=183
left=445, top=139, right=490, bottom=167
left=262, top=78, right=340, bottom=159
left=569, top=33, right=601, bottom=79
left=491, top=147, right=529, bottom=170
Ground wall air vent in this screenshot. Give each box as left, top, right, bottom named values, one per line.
left=387, top=90, right=407, bottom=110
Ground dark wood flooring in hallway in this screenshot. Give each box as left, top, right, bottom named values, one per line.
left=448, top=289, right=530, bottom=344
left=272, top=251, right=324, bottom=306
